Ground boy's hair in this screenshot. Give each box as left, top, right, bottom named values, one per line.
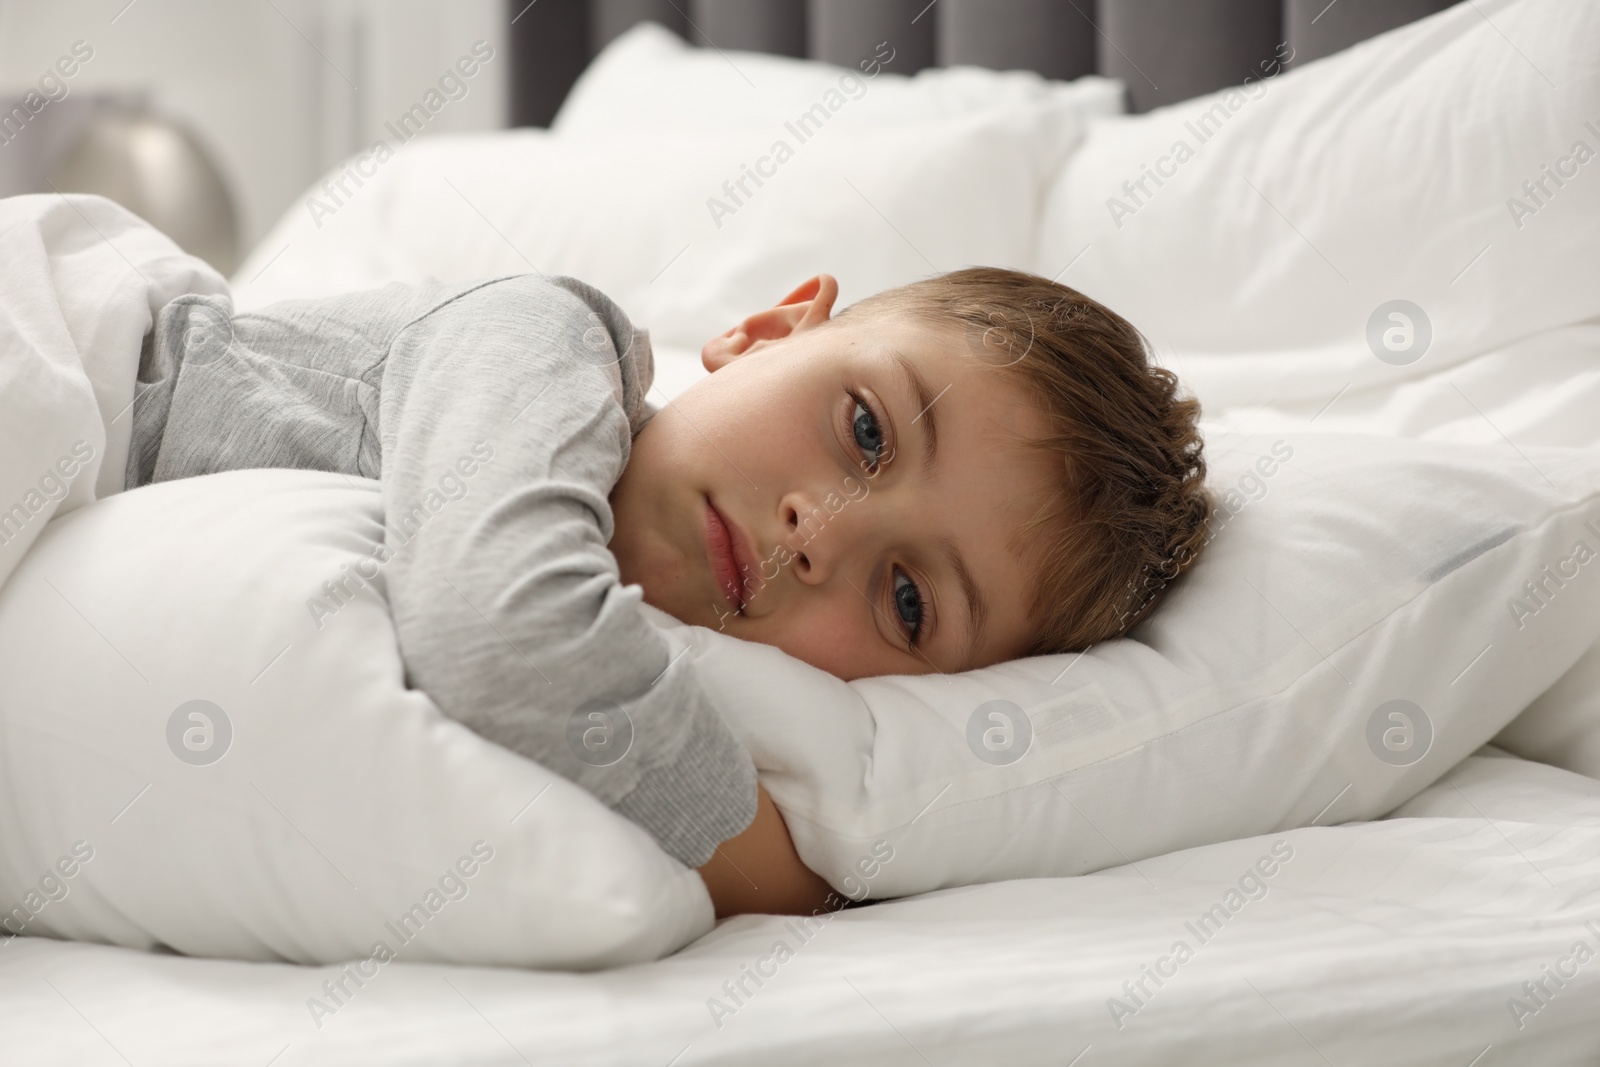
left=835, top=266, right=1212, bottom=656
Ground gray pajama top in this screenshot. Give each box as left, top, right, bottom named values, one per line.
left=124, top=273, right=758, bottom=869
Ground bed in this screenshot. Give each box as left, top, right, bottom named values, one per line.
left=4, top=1, right=1600, bottom=1063
left=1, top=752, right=1595, bottom=1065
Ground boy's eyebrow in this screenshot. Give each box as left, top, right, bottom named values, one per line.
left=942, top=536, right=989, bottom=668
left=891, top=351, right=941, bottom=476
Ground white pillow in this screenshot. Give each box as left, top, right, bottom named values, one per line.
left=648, top=431, right=1600, bottom=900
left=551, top=20, right=1123, bottom=137
left=1495, top=637, right=1600, bottom=780
left=1036, top=0, right=1600, bottom=409
left=232, top=112, right=1070, bottom=353
left=0, top=470, right=711, bottom=968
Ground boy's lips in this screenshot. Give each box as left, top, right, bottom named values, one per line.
left=704, top=498, right=756, bottom=613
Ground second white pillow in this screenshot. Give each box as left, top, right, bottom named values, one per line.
left=234, top=109, right=1079, bottom=354
left=550, top=21, right=1123, bottom=137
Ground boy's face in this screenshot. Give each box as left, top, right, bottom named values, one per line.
left=608, top=275, right=1057, bottom=681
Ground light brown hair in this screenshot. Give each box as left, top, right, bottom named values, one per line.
left=836, top=266, right=1212, bottom=655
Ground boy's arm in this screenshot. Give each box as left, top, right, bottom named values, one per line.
left=697, top=782, right=837, bottom=918
left=374, top=275, right=759, bottom=870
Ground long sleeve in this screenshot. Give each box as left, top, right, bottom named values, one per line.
left=373, top=275, right=759, bottom=868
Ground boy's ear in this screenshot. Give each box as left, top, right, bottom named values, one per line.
left=702, top=274, right=839, bottom=372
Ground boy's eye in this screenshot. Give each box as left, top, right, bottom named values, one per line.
left=850, top=394, right=885, bottom=470
left=892, top=568, right=925, bottom=647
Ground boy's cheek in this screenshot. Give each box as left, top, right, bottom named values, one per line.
left=749, top=599, right=880, bottom=682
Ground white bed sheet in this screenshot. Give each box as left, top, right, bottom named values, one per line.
left=4, top=750, right=1598, bottom=1065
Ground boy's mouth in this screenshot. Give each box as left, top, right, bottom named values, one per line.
left=704, top=497, right=753, bottom=614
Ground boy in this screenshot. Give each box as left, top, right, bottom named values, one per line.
left=127, top=266, right=1211, bottom=918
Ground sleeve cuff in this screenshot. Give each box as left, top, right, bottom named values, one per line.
left=610, top=701, right=760, bottom=869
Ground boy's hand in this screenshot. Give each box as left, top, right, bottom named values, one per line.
left=697, top=783, right=837, bottom=919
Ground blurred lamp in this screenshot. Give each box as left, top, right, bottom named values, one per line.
left=51, top=97, right=239, bottom=275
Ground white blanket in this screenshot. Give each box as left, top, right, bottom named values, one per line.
left=0, top=193, right=227, bottom=590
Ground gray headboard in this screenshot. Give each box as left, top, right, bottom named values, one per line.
left=508, top=0, right=1457, bottom=122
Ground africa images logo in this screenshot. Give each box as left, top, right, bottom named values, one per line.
left=166, top=699, right=233, bottom=766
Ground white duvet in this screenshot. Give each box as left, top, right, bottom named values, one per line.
left=0, top=194, right=225, bottom=584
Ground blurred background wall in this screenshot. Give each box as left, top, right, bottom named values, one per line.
left=0, top=0, right=509, bottom=272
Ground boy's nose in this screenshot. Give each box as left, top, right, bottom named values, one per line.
left=780, top=492, right=843, bottom=584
